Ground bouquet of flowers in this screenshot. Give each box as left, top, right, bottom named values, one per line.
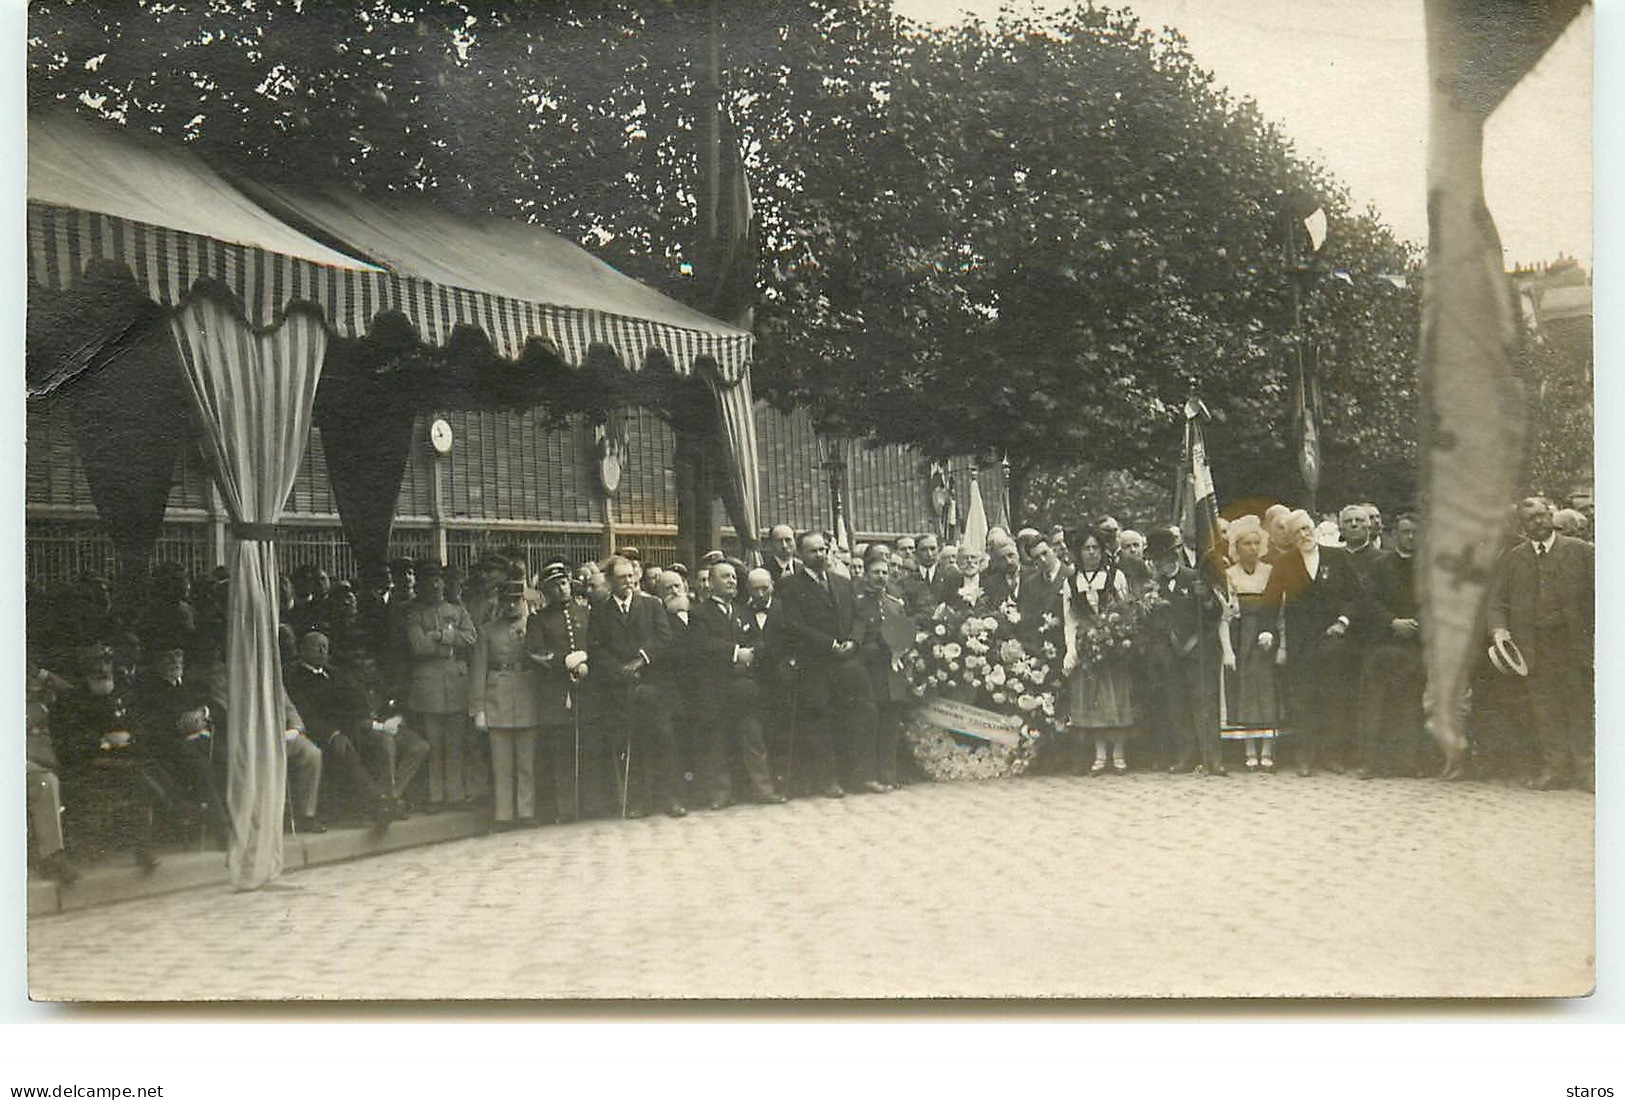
left=1075, top=589, right=1154, bottom=669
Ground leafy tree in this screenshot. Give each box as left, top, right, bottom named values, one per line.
left=29, top=0, right=1428, bottom=516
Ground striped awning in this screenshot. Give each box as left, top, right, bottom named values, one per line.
left=26, top=113, right=753, bottom=393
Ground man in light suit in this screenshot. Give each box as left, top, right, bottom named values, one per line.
left=1488, top=497, right=1595, bottom=791
left=587, top=554, right=685, bottom=818
left=776, top=531, right=881, bottom=797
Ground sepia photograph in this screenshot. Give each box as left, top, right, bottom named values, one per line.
left=13, top=0, right=1601, bottom=1014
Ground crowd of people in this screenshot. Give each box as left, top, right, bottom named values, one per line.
left=24, top=494, right=1593, bottom=885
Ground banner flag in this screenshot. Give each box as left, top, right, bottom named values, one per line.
left=1417, top=0, right=1582, bottom=768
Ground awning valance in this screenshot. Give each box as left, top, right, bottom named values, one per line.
left=26, top=114, right=753, bottom=393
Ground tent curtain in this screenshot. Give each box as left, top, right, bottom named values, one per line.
left=168, top=294, right=327, bottom=890
left=705, top=366, right=761, bottom=559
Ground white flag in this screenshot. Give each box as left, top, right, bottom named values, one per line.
left=962, top=475, right=989, bottom=558
left=1303, top=206, right=1328, bottom=252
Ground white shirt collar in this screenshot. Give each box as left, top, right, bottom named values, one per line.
left=1534, top=532, right=1558, bottom=554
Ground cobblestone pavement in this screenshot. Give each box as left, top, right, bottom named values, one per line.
left=27, top=772, right=1594, bottom=1001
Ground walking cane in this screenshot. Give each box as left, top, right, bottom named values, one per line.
left=570, top=689, right=581, bottom=824
left=620, top=678, right=635, bottom=820
left=784, top=663, right=799, bottom=799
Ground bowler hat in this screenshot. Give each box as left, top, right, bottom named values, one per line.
left=1145, top=528, right=1181, bottom=560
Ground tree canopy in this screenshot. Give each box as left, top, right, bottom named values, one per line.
left=29, top=0, right=1425, bottom=513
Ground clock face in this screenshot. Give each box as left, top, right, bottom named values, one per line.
left=600, top=452, right=622, bottom=495
left=430, top=418, right=453, bottom=455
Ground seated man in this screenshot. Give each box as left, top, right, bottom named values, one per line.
left=283, top=630, right=397, bottom=827
left=49, top=641, right=168, bottom=869
left=280, top=693, right=327, bottom=834
left=135, top=641, right=231, bottom=843
left=343, top=645, right=430, bottom=816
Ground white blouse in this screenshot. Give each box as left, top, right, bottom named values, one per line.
left=1062, top=567, right=1129, bottom=668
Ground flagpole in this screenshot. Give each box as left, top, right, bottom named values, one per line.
left=1286, top=203, right=1314, bottom=515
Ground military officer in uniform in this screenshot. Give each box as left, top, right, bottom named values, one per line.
left=404, top=560, right=478, bottom=811
left=471, top=579, right=541, bottom=830
left=527, top=560, right=597, bottom=821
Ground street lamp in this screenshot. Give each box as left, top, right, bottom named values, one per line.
left=821, top=435, right=849, bottom=549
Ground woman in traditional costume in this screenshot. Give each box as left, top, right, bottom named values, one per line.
left=1061, top=529, right=1135, bottom=775
left=1220, top=515, right=1282, bottom=771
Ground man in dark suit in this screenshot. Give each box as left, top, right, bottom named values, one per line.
left=775, top=530, right=882, bottom=797
left=657, top=569, right=700, bottom=794
left=1116, top=530, right=1152, bottom=589
left=1357, top=512, right=1426, bottom=779
left=1330, top=502, right=1389, bottom=772
left=1488, top=497, right=1595, bottom=791
left=691, top=561, right=784, bottom=809
left=902, top=533, right=952, bottom=615
left=283, top=630, right=397, bottom=825
left=1263, top=508, right=1364, bottom=776
left=980, top=537, right=1025, bottom=611
left=763, top=524, right=799, bottom=583
left=742, top=567, right=796, bottom=794
left=134, top=641, right=230, bottom=841
left=1020, top=536, right=1069, bottom=657
left=853, top=549, right=913, bottom=789
left=587, top=554, right=685, bottom=817
left=1141, top=529, right=1227, bottom=776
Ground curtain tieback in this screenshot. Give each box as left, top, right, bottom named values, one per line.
left=232, top=522, right=279, bottom=542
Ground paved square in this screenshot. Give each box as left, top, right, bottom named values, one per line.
left=28, top=773, right=1594, bottom=1000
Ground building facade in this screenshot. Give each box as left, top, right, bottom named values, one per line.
left=25, top=397, right=1007, bottom=590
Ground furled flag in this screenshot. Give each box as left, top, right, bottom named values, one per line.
left=701, top=104, right=757, bottom=322
left=1295, top=360, right=1322, bottom=497
left=1175, top=396, right=1224, bottom=566
left=1417, top=0, right=1585, bottom=775
left=1302, top=206, right=1328, bottom=252
left=962, top=472, right=989, bottom=558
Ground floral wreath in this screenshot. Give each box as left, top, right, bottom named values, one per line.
left=902, top=712, right=1040, bottom=781
left=901, top=596, right=1061, bottom=781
